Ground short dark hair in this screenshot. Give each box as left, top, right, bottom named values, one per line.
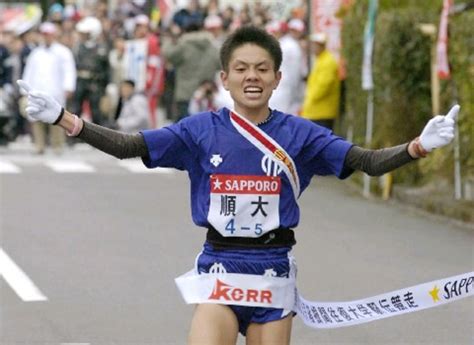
left=121, top=79, right=135, bottom=88
left=220, top=25, right=282, bottom=72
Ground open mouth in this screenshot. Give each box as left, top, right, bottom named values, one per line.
left=244, top=86, right=263, bottom=96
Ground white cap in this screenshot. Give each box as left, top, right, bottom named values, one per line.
left=265, top=20, right=283, bottom=34
left=204, top=15, right=223, bottom=29
left=76, top=16, right=102, bottom=38
left=39, top=22, right=57, bottom=35
left=309, top=32, right=327, bottom=43
left=288, top=19, right=305, bottom=33
left=134, top=14, right=149, bottom=26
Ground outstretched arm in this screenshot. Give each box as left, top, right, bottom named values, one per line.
left=17, top=80, right=148, bottom=159
left=344, top=105, right=460, bottom=176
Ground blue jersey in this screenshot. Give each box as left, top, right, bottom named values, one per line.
left=141, top=107, right=353, bottom=235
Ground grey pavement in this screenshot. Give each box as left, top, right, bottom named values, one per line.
left=0, top=145, right=473, bottom=345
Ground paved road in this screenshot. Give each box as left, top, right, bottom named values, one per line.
left=1, top=148, right=473, bottom=344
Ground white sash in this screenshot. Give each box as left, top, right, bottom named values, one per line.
left=229, top=110, right=301, bottom=199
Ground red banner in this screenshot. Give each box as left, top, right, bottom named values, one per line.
left=436, top=0, right=452, bottom=79
left=310, top=0, right=353, bottom=78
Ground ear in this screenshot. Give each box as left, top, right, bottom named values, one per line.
left=273, top=70, right=282, bottom=90
left=220, top=70, right=229, bottom=91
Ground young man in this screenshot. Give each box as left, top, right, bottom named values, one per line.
left=18, top=26, right=458, bottom=345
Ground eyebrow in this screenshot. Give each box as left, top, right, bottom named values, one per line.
left=232, top=59, right=271, bottom=67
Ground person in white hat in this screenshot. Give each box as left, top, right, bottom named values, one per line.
left=70, top=16, right=109, bottom=126
left=269, top=19, right=306, bottom=114
left=122, top=14, right=163, bottom=128
left=301, top=31, right=340, bottom=130
left=21, top=22, right=76, bottom=154
left=204, top=15, right=225, bottom=49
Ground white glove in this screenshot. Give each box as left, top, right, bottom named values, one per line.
left=419, top=104, right=459, bottom=152
left=16, top=80, right=63, bottom=124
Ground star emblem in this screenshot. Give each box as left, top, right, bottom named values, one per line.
left=213, top=178, right=223, bottom=190
left=429, top=285, right=440, bottom=302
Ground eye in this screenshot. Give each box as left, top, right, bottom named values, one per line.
left=258, top=68, right=269, bottom=72
left=235, top=67, right=246, bottom=72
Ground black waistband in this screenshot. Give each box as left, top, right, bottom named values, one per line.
left=206, top=226, right=296, bottom=249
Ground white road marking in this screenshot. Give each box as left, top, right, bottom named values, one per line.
left=0, top=160, right=21, bottom=173
left=45, top=160, right=95, bottom=173
left=118, top=159, right=174, bottom=174
left=0, top=248, right=47, bottom=302
left=60, top=343, right=90, bottom=345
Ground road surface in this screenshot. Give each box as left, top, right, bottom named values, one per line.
left=1, top=147, right=473, bottom=344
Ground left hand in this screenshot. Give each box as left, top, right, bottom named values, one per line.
left=17, top=80, right=63, bottom=124
left=420, top=105, right=459, bottom=152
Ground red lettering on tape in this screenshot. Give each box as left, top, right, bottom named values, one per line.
left=209, top=279, right=273, bottom=304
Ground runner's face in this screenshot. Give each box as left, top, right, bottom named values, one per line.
left=221, top=43, right=281, bottom=117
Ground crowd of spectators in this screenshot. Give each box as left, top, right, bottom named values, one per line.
left=161, top=0, right=310, bottom=121
left=0, top=0, right=312, bottom=154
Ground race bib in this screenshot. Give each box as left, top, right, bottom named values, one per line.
left=207, top=174, right=280, bottom=237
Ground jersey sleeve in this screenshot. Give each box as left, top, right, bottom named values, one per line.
left=314, top=137, right=354, bottom=178
left=300, top=124, right=354, bottom=179
left=140, top=121, right=197, bottom=171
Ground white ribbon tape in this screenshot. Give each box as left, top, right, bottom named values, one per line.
left=176, top=271, right=473, bottom=329
left=296, top=271, right=474, bottom=328
left=175, top=269, right=296, bottom=309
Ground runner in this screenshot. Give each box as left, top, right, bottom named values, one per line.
left=17, top=26, right=459, bottom=345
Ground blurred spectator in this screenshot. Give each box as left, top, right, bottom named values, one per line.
left=204, top=15, right=225, bottom=49
left=301, top=33, right=340, bottom=130
left=172, top=0, right=205, bottom=30
left=48, top=3, right=64, bottom=24
left=188, top=79, right=218, bottom=114
left=221, top=6, right=235, bottom=31
left=0, top=38, right=13, bottom=144
left=7, top=37, right=26, bottom=139
left=22, top=22, right=76, bottom=154
left=252, top=1, right=270, bottom=27
left=0, top=40, right=12, bottom=88
left=269, top=19, right=306, bottom=114
left=122, top=14, right=163, bottom=128
left=205, top=0, right=221, bottom=17
left=63, top=3, right=81, bottom=22
left=106, top=36, right=126, bottom=121
left=59, top=18, right=78, bottom=49
left=253, top=1, right=269, bottom=19
left=109, top=37, right=126, bottom=87
left=162, top=59, right=177, bottom=121
left=252, top=14, right=267, bottom=28
left=237, top=6, right=252, bottom=27
left=20, top=30, right=38, bottom=68
left=12, top=29, right=39, bottom=139
left=116, top=79, right=150, bottom=133
left=162, top=23, right=220, bottom=121
left=71, top=16, right=110, bottom=126
left=213, top=72, right=233, bottom=110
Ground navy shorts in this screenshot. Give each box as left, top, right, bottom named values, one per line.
left=195, top=242, right=296, bottom=335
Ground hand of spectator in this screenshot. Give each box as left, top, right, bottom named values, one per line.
left=420, top=104, right=459, bottom=152
left=17, top=80, right=63, bottom=124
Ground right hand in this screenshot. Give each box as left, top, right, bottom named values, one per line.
left=17, top=80, right=63, bottom=124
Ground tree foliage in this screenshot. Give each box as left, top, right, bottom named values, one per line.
left=342, top=1, right=473, bottom=187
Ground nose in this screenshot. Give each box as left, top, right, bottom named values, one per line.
left=245, top=67, right=259, bottom=81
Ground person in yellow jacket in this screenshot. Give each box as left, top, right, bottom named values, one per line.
left=301, top=33, right=340, bottom=130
